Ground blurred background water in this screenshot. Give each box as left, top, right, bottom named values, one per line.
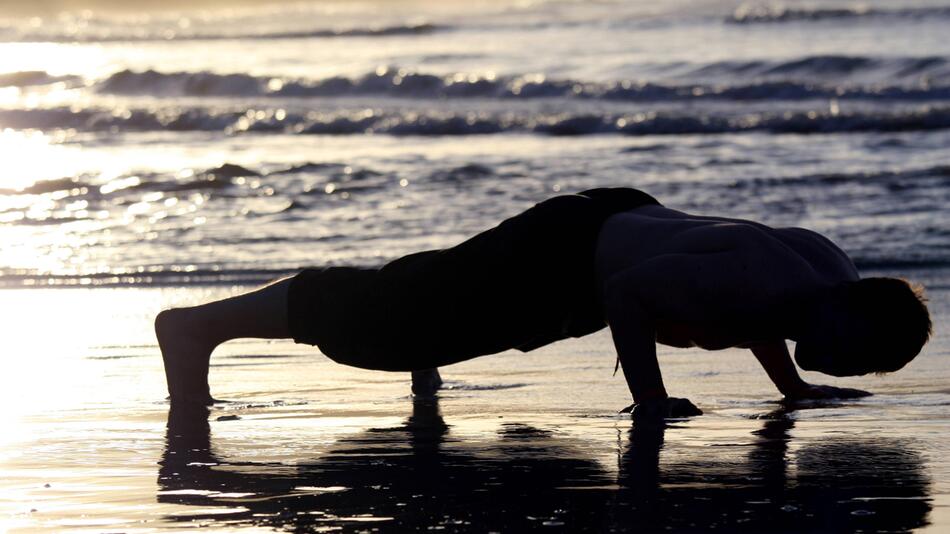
left=0, top=0, right=948, bottom=287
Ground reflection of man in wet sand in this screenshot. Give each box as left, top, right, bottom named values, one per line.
left=156, top=188, right=932, bottom=416
left=159, top=399, right=610, bottom=531
left=160, top=401, right=931, bottom=532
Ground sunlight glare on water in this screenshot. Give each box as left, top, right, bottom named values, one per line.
left=0, top=290, right=151, bottom=413
left=0, top=43, right=109, bottom=78
left=0, top=130, right=88, bottom=191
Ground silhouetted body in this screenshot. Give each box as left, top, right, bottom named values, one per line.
left=156, top=187, right=930, bottom=414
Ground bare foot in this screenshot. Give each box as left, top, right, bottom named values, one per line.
left=411, top=368, right=443, bottom=397
left=155, top=308, right=217, bottom=406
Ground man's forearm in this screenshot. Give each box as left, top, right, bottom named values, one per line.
left=622, top=352, right=668, bottom=403
left=606, top=297, right=667, bottom=403
left=751, top=341, right=807, bottom=395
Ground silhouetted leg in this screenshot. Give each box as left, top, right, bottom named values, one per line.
left=155, top=277, right=293, bottom=405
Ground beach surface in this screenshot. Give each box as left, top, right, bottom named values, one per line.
left=0, top=282, right=948, bottom=532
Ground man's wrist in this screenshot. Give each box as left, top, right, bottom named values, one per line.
left=634, top=387, right=668, bottom=403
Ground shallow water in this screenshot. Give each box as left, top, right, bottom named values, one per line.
left=0, top=284, right=948, bottom=532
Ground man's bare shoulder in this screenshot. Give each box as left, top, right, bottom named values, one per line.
left=599, top=205, right=803, bottom=283
left=772, top=227, right=859, bottom=281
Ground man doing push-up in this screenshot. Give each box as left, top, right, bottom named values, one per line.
left=155, top=188, right=932, bottom=417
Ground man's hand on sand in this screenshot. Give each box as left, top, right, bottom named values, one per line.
left=620, top=397, right=702, bottom=419
left=783, top=383, right=871, bottom=401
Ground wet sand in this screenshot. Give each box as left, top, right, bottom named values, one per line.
left=1, top=283, right=948, bottom=532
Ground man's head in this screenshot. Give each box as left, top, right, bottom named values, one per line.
left=794, top=277, right=932, bottom=377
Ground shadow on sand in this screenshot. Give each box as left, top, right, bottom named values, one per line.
left=158, top=399, right=931, bottom=532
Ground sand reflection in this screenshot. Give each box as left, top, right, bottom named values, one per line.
left=159, top=401, right=931, bottom=532
left=617, top=408, right=931, bottom=532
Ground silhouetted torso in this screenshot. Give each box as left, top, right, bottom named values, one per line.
left=595, top=204, right=860, bottom=351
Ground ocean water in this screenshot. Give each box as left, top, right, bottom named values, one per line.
left=1, top=0, right=949, bottom=531
left=1, top=0, right=949, bottom=285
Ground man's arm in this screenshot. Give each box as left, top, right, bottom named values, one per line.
left=604, top=267, right=701, bottom=418
left=750, top=341, right=807, bottom=396
left=751, top=341, right=871, bottom=400
left=605, top=296, right=667, bottom=403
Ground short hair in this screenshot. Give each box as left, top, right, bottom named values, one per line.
left=836, top=277, right=932, bottom=373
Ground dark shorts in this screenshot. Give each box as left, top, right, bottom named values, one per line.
left=287, top=187, right=660, bottom=371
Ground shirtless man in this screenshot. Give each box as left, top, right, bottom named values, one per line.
left=156, top=188, right=932, bottom=417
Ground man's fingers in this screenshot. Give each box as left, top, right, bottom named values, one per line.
left=682, top=403, right=703, bottom=416
left=669, top=398, right=703, bottom=417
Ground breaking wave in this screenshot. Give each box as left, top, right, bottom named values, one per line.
left=192, top=22, right=442, bottom=41
left=9, top=55, right=947, bottom=100
left=5, top=105, right=950, bottom=136
left=0, top=22, right=444, bottom=43
left=90, top=61, right=950, bottom=101
left=679, top=55, right=950, bottom=83
left=729, top=4, right=950, bottom=24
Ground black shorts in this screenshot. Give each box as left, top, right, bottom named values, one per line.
left=287, top=187, right=660, bottom=371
